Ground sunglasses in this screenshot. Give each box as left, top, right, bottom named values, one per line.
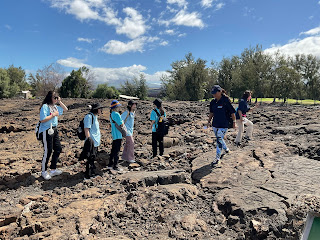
left=53, top=97, right=59, bottom=100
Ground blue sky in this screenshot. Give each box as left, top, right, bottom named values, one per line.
left=1, top=0, right=320, bottom=87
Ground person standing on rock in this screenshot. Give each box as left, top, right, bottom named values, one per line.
left=108, top=100, right=124, bottom=171
left=150, top=99, right=166, bottom=158
left=39, top=91, right=68, bottom=180
left=81, top=103, right=103, bottom=179
left=235, top=90, right=256, bottom=146
left=207, top=85, right=236, bottom=167
left=121, top=100, right=137, bottom=163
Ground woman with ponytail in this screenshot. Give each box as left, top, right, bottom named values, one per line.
left=235, top=90, right=256, bottom=146
left=206, top=85, right=236, bottom=167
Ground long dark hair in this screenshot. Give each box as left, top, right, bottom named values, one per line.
left=221, top=89, right=231, bottom=102
left=242, top=90, right=252, bottom=101
left=40, top=91, right=54, bottom=109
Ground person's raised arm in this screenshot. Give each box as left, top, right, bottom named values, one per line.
left=57, top=97, right=68, bottom=111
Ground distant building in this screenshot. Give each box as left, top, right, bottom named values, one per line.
left=20, top=90, right=32, bottom=99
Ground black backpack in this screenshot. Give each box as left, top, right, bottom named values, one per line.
left=77, top=113, right=94, bottom=140
left=154, top=109, right=169, bottom=137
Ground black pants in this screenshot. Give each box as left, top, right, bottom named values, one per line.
left=86, top=147, right=97, bottom=176
left=109, top=139, right=122, bottom=168
left=152, top=132, right=164, bottom=157
left=41, top=128, right=62, bottom=172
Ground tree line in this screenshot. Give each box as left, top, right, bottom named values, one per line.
left=0, top=64, right=149, bottom=100
left=161, top=46, right=320, bottom=102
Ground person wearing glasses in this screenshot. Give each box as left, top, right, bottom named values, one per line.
left=38, top=91, right=68, bottom=180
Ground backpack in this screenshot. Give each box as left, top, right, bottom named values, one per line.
left=35, top=121, right=42, bottom=141
left=110, top=114, right=128, bottom=138
left=77, top=113, right=94, bottom=140
left=154, top=109, right=169, bottom=137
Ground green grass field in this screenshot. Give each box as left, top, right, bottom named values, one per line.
left=201, top=98, right=320, bottom=105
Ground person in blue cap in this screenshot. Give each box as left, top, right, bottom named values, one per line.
left=206, top=85, right=236, bottom=167
left=108, top=100, right=124, bottom=171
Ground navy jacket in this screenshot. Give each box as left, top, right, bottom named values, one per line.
left=236, top=99, right=250, bottom=119
left=210, top=95, right=235, bottom=128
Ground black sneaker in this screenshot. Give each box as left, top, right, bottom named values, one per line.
left=113, top=166, right=123, bottom=172
left=211, top=159, right=220, bottom=168
left=84, top=173, right=91, bottom=179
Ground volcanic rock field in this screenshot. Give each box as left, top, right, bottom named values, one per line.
left=1, top=98, right=320, bottom=239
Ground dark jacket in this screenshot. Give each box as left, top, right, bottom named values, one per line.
left=79, top=137, right=96, bottom=160
left=210, top=95, right=235, bottom=128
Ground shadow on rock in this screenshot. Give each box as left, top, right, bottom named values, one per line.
left=0, top=173, right=39, bottom=191
left=41, top=172, right=85, bottom=191
left=191, top=164, right=212, bottom=183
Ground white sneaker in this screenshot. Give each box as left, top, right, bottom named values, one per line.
left=127, top=160, right=136, bottom=163
left=42, top=171, right=51, bottom=180
left=50, top=169, right=62, bottom=177
left=225, top=148, right=230, bottom=154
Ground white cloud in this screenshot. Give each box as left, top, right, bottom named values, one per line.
left=300, top=26, right=320, bottom=36
left=160, top=40, right=169, bottom=46
left=100, top=39, right=144, bottom=54
left=4, top=24, right=12, bottom=30
left=265, top=36, right=320, bottom=58
left=75, top=46, right=83, bottom=51
left=57, top=57, right=168, bottom=85
left=57, top=57, right=90, bottom=68
left=215, top=3, right=225, bottom=11
left=165, top=29, right=175, bottom=35
left=49, top=1, right=148, bottom=39
left=100, top=36, right=159, bottom=55
left=171, top=10, right=204, bottom=28
left=318, top=0, right=320, bottom=5
left=67, top=0, right=100, bottom=21
left=178, top=33, right=187, bottom=37
left=77, top=37, right=95, bottom=43
left=201, top=0, right=214, bottom=8
left=167, top=0, right=187, bottom=8
left=309, top=16, right=314, bottom=20
left=115, top=7, right=147, bottom=39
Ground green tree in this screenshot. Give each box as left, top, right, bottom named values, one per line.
left=121, top=79, right=138, bottom=97
left=291, top=54, right=320, bottom=102
left=6, top=65, right=29, bottom=97
left=92, top=83, right=119, bottom=99
left=137, top=74, right=148, bottom=100
left=162, top=53, right=209, bottom=101
left=120, top=74, right=149, bottom=100
left=0, top=68, right=10, bottom=98
left=59, top=68, right=91, bottom=98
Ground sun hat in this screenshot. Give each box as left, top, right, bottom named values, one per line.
left=110, top=100, right=122, bottom=109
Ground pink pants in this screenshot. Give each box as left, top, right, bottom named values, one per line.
left=122, top=136, right=135, bottom=161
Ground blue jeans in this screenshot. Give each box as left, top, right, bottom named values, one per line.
left=213, top=127, right=228, bottom=160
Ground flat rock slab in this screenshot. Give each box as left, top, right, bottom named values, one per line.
left=119, top=169, right=189, bottom=190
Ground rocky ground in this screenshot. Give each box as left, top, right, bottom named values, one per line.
left=1, top=98, right=320, bottom=240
